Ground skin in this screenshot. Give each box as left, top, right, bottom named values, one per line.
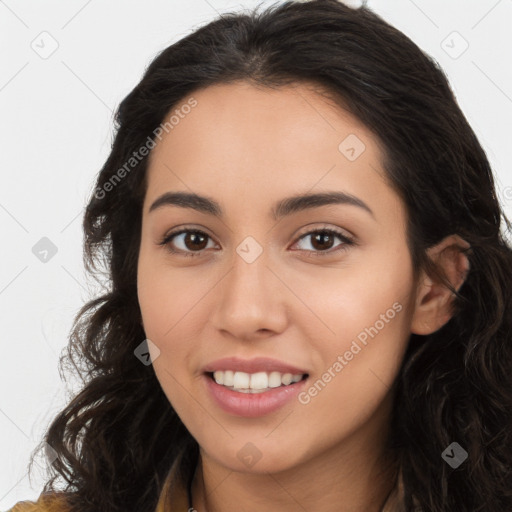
left=137, top=81, right=470, bottom=512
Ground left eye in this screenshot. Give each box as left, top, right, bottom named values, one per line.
left=158, top=227, right=355, bottom=258
left=294, top=229, right=355, bottom=256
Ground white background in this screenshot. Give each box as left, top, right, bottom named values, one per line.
left=1, top=0, right=511, bottom=508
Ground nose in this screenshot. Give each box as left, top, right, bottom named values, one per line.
left=210, top=247, right=289, bottom=341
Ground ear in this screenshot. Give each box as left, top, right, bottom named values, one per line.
left=411, top=234, right=471, bottom=335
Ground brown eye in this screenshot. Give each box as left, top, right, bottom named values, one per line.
left=158, top=226, right=355, bottom=259
left=180, top=231, right=209, bottom=251
left=293, top=228, right=355, bottom=257
left=159, top=229, right=216, bottom=257
left=309, top=232, right=337, bottom=251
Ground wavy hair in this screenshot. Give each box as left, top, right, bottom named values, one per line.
left=28, top=1, right=512, bottom=511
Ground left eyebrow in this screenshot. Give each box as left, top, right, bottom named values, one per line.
left=148, top=190, right=375, bottom=221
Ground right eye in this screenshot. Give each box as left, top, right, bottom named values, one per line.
left=158, top=228, right=217, bottom=258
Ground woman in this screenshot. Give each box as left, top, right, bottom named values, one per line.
left=9, top=0, right=512, bottom=511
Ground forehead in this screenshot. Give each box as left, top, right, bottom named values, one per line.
left=144, top=81, right=399, bottom=222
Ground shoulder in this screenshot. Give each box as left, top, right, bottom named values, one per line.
left=6, top=493, right=70, bottom=512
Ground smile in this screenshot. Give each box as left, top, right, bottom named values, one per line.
left=210, top=370, right=306, bottom=392
left=204, top=371, right=309, bottom=417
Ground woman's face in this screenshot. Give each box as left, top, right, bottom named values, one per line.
left=137, top=81, right=418, bottom=474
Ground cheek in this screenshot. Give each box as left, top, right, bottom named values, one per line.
left=300, top=244, right=413, bottom=342
left=137, top=258, right=198, bottom=411
left=137, top=249, right=213, bottom=394
left=137, top=246, right=204, bottom=340
left=300, top=244, right=414, bottom=398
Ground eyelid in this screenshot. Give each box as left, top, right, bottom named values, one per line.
left=294, top=222, right=354, bottom=240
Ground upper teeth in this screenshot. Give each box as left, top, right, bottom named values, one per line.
left=213, top=370, right=304, bottom=390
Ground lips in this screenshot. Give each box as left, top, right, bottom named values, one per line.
left=202, top=356, right=309, bottom=375
left=203, top=371, right=309, bottom=417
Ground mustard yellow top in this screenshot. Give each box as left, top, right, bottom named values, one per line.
left=7, top=451, right=407, bottom=512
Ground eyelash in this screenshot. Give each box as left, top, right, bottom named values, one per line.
left=158, top=225, right=356, bottom=259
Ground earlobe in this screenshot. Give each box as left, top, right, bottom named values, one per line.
left=410, top=235, right=471, bottom=335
